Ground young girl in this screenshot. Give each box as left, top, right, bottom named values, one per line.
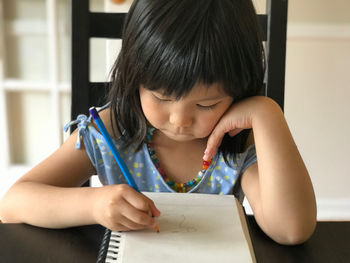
left=0, top=0, right=316, bottom=245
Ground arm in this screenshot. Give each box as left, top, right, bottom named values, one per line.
left=204, top=96, right=317, bottom=245
left=0, top=111, right=160, bottom=230
left=0, top=130, right=98, bottom=228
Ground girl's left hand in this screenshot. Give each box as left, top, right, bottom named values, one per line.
left=203, top=96, right=270, bottom=161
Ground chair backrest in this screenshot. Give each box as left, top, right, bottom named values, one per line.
left=71, top=0, right=288, bottom=123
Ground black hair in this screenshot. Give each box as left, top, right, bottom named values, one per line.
left=109, top=0, right=265, bottom=161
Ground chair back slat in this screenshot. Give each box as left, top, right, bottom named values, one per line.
left=264, top=0, right=288, bottom=110
left=258, top=14, right=268, bottom=41
left=90, top=13, right=125, bottom=39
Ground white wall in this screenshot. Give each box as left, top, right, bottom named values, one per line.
left=285, top=0, right=350, bottom=219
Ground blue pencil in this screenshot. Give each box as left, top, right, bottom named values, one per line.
left=89, top=107, right=159, bottom=232
left=89, top=107, right=140, bottom=192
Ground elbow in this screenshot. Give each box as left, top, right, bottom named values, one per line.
left=273, top=218, right=317, bottom=245
left=0, top=202, right=8, bottom=223
left=279, top=223, right=316, bottom=245
left=0, top=199, right=20, bottom=224
left=0, top=202, right=9, bottom=223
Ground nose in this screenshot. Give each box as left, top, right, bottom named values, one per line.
left=169, top=110, right=193, bottom=128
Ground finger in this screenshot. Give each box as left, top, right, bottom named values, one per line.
left=123, top=188, right=161, bottom=217
left=122, top=187, right=152, bottom=212
left=111, top=199, right=155, bottom=230
left=204, top=115, right=246, bottom=161
left=204, top=128, right=244, bottom=161
left=122, top=205, right=156, bottom=227
left=119, top=194, right=156, bottom=227
left=203, top=127, right=226, bottom=161
left=119, top=214, right=152, bottom=231
left=143, top=196, right=161, bottom=217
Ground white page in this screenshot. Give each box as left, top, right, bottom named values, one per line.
left=109, top=192, right=253, bottom=263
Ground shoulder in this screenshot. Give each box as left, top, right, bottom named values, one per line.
left=91, top=107, right=121, bottom=138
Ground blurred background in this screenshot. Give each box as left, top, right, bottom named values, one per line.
left=0, top=0, right=349, bottom=220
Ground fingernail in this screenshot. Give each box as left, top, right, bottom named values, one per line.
left=203, top=153, right=210, bottom=161
left=152, top=208, right=160, bottom=217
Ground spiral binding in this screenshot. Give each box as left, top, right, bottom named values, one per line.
left=96, top=228, right=111, bottom=263
left=106, top=231, right=123, bottom=262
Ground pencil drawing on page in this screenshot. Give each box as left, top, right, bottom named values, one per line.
left=159, top=213, right=198, bottom=233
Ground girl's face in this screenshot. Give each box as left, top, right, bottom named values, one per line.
left=139, top=83, right=233, bottom=142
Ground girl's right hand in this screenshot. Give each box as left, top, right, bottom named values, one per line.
left=92, top=184, right=161, bottom=231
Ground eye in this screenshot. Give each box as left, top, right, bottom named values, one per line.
left=152, top=93, right=171, bottom=102
left=196, top=103, right=219, bottom=110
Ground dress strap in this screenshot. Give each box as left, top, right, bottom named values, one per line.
left=63, top=114, right=91, bottom=149
left=63, top=103, right=110, bottom=149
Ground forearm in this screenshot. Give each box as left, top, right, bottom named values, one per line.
left=0, top=182, right=98, bottom=228
left=252, top=98, right=316, bottom=241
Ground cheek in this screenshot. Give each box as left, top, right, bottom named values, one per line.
left=196, top=102, right=232, bottom=137
left=140, top=98, right=167, bottom=126
left=194, top=115, right=221, bottom=138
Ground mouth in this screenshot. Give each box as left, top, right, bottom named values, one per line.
left=164, top=129, right=191, bottom=138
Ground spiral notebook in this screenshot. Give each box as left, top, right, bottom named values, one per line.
left=98, top=192, right=256, bottom=263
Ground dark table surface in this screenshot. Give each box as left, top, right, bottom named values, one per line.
left=1, top=216, right=349, bottom=263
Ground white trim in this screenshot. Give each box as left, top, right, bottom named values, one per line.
left=5, top=20, right=67, bottom=36
left=242, top=199, right=254, bottom=215
left=316, top=198, right=350, bottom=221
left=288, top=23, right=350, bottom=40
left=243, top=198, right=350, bottom=221
left=3, top=79, right=69, bottom=92
left=5, top=20, right=47, bottom=36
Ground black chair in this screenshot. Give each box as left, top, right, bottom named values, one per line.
left=71, top=0, right=288, bottom=122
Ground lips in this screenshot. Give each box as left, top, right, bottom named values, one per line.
left=164, top=129, right=190, bottom=137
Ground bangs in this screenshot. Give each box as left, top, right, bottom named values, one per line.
left=129, top=0, right=250, bottom=100
left=139, top=33, right=230, bottom=99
